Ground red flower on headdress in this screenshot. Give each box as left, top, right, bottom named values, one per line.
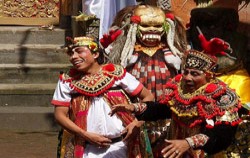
left=166, top=13, right=175, bottom=21
left=89, top=43, right=96, bottom=51
left=100, top=29, right=122, bottom=48
left=130, top=15, right=141, bottom=24
left=205, top=83, right=218, bottom=93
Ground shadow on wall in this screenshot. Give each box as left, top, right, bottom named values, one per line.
left=18, top=28, right=31, bottom=74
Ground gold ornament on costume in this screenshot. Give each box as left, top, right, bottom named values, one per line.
left=184, top=50, right=217, bottom=72
left=62, top=64, right=125, bottom=97
left=135, top=44, right=163, bottom=57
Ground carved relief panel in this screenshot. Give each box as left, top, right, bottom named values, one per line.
left=0, top=0, right=59, bottom=25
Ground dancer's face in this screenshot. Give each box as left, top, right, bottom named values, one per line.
left=67, top=46, right=99, bottom=73
left=181, top=68, right=208, bottom=93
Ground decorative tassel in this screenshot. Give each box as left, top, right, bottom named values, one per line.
left=166, top=18, right=182, bottom=57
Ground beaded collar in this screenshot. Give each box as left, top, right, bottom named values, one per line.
left=61, top=64, right=126, bottom=97
left=160, top=74, right=241, bottom=128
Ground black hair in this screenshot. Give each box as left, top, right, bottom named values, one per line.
left=96, top=48, right=105, bottom=64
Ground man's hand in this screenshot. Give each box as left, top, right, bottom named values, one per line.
left=109, top=104, right=135, bottom=116
left=122, top=120, right=144, bottom=143
left=82, top=131, right=112, bottom=148
left=161, top=139, right=190, bottom=158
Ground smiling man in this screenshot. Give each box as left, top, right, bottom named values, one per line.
left=51, top=36, right=154, bottom=158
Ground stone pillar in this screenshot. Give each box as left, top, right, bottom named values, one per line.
left=71, top=0, right=82, bottom=37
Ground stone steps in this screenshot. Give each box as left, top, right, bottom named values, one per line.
left=0, top=44, right=69, bottom=64
left=0, top=63, right=71, bottom=83
left=0, top=106, right=58, bottom=132
left=0, top=84, right=59, bottom=131
left=0, top=26, right=67, bottom=45
left=0, top=83, right=56, bottom=106
left=0, top=26, right=70, bottom=131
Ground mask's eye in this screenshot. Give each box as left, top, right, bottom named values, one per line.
left=154, top=25, right=162, bottom=28
left=140, top=24, right=150, bottom=27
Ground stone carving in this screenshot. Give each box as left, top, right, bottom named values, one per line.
left=0, top=0, right=59, bottom=18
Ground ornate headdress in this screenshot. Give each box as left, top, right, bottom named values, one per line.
left=183, top=25, right=235, bottom=72
left=66, top=36, right=98, bottom=52
left=183, top=49, right=217, bottom=71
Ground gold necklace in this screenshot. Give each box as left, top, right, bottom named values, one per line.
left=134, top=44, right=162, bottom=56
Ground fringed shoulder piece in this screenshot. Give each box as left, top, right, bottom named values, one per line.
left=101, top=63, right=126, bottom=80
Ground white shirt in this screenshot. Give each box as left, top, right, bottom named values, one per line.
left=52, top=72, right=143, bottom=157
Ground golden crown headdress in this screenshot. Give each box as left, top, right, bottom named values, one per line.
left=66, top=36, right=98, bottom=52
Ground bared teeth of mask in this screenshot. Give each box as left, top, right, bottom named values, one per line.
left=142, top=35, right=146, bottom=41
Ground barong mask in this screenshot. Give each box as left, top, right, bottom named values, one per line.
left=99, top=5, right=185, bottom=67
left=133, top=5, right=165, bottom=47
left=130, top=5, right=181, bottom=57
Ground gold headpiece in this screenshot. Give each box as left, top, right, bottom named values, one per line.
left=184, top=49, right=217, bottom=71
left=66, top=36, right=98, bottom=52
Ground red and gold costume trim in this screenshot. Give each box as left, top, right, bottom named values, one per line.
left=133, top=103, right=147, bottom=115
left=186, top=134, right=209, bottom=149
left=60, top=63, right=126, bottom=96
left=159, top=74, right=242, bottom=128
left=134, top=43, right=164, bottom=57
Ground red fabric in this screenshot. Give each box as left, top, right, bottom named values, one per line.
left=127, top=51, right=172, bottom=101
left=130, top=83, right=143, bottom=96
left=165, top=13, right=175, bottom=20
left=204, top=83, right=218, bottom=93
left=51, top=100, right=70, bottom=107
left=100, top=29, right=122, bottom=48
left=130, top=15, right=141, bottom=24
left=198, top=34, right=229, bottom=58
